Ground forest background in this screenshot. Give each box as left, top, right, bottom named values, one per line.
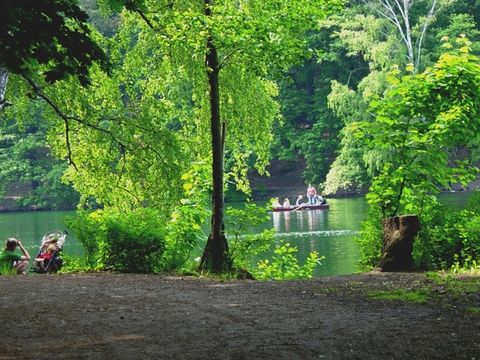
left=2, top=0, right=480, bottom=208
left=1, top=0, right=480, bottom=276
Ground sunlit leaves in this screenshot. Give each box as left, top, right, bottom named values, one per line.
left=362, top=47, right=480, bottom=217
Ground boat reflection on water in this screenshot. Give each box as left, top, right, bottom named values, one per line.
left=272, top=209, right=328, bottom=234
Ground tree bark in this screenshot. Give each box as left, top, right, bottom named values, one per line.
left=0, top=67, right=11, bottom=111
left=378, top=215, right=420, bottom=271
left=199, top=0, right=231, bottom=272
left=363, top=0, right=439, bottom=71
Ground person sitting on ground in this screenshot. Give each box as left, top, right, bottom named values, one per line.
left=0, top=238, right=30, bottom=275
left=34, top=244, right=57, bottom=271
left=272, top=197, right=282, bottom=208
left=296, top=195, right=305, bottom=206
left=283, top=197, right=291, bottom=208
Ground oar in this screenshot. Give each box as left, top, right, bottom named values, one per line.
left=292, top=203, right=306, bottom=212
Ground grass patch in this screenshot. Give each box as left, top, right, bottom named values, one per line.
left=426, top=271, right=480, bottom=297
left=368, top=289, right=428, bottom=304
left=466, top=306, right=480, bottom=315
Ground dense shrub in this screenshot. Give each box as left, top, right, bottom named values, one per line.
left=67, top=208, right=166, bottom=272
left=254, top=243, right=322, bottom=280
left=356, top=193, right=480, bottom=272
left=66, top=210, right=102, bottom=267
left=101, top=210, right=166, bottom=273
left=354, top=209, right=383, bottom=271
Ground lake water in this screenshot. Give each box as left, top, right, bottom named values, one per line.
left=265, top=197, right=369, bottom=276
left=0, top=192, right=472, bottom=277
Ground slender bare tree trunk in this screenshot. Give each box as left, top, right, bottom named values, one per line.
left=364, top=0, right=439, bottom=72
left=0, top=67, right=10, bottom=111
left=199, top=0, right=231, bottom=272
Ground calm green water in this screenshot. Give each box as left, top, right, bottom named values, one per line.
left=0, top=192, right=472, bottom=277
left=267, top=197, right=369, bottom=276
left=0, top=211, right=82, bottom=257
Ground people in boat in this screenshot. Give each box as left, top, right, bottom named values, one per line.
left=0, top=238, right=30, bottom=275
left=296, top=195, right=305, bottom=206
left=282, top=197, right=291, bottom=207
left=272, top=197, right=282, bottom=208
left=307, top=184, right=317, bottom=205
left=315, top=194, right=326, bottom=205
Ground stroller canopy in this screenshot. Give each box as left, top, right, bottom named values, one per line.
left=41, top=230, right=67, bottom=250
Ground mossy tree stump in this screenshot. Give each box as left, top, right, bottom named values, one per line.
left=379, top=215, right=421, bottom=272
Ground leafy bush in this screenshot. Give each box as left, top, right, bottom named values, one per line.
left=413, top=193, right=480, bottom=271
left=161, top=162, right=211, bottom=271
left=356, top=195, right=480, bottom=272
left=58, top=255, right=90, bottom=272
left=66, top=210, right=102, bottom=267
left=254, top=242, right=322, bottom=280
left=226, top=202, right=275, bottom=270
left=224, top=202, right=322, bottom=280
left=101, top=210, right=166, bottom=273
left=67, top=208, right=166, bottom=273
left=355, top=209, right=384, bottom=270
left=414, top=204, right=462, bottom=270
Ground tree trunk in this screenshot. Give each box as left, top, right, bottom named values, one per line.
left=0, top=67, right=10, bottom=111
left=378, top=215, right=420, bottom=272
left=199, top=0, right=231, bottom=272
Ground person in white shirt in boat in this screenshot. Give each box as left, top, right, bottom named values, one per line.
left=315, top=194, right=326, bottom=205
left=296, top=195, right=305, bottom=206
left=272, top=197, right=282, bottom=208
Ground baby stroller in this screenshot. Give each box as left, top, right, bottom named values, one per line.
left=30, top=230, right=67, bottom=274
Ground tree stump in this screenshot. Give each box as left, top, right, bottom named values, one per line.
left=378, top=215, right=421, bottom=272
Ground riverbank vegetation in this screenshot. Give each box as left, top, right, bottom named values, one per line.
left=1, top=0, right=480, bottom=277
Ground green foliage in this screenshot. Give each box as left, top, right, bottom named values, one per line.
left=59, top=254, right=93, bottom=272
left=353, top=43, right=480, bottom=272
left=254, top=243, right=322, bottom=280
left=0, top=0, right=107, bottom=86
left=357, top=192, right=480, bottom=272
left=101, top=210, right=166, bottom=273
left=162, top=162, right=211, bottom=272
left=360, top=44, right=480, bottom=217
left=0, top=117, right=79, bottom=210
left=226, top=202, right=275, bottom=270
left=66, top=210, right=103, bottom=267
left=67, top=208, right=167, bottom=273
left=354, top=209, right=383, bottom=270
left=275, top=20, right=369, bottom=186
left=415, top=198, right=480, bottom=271
left=3, top=0, right=342, bottom=274
left=413, top=203, right=461, bottom=270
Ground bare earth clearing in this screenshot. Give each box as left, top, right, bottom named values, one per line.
left=1, top=271, right=479, bottom=359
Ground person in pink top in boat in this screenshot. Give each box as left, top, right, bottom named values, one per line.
left=306, top=184, right=317, bottom=205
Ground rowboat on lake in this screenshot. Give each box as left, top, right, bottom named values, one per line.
left=272, top=203, right=329, bottom=212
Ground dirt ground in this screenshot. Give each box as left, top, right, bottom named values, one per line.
left=1, top=271, right=479, bottom=360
